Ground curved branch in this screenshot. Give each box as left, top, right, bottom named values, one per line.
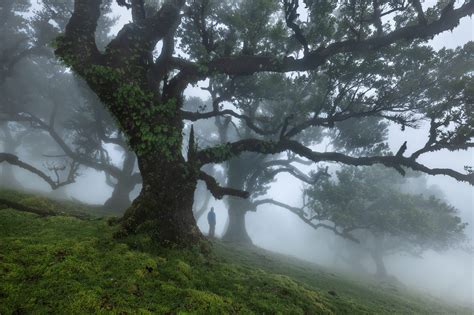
left=108, top=0, right=185, bottom=54
left=284, top=0, right=309, bottom=54
left=55, top=0, right=102, bottom=66
left=410, top=118, right=474, bottom=160
left=198, top=170, right=249, bottom=199
left=264, top=165, right=328, bottom=185
left=253, top=198, right=359, bottom=243
left=0, top=153, right=77, bottom=190
left=284, top=109, right=387, bottom=139
left=177, top=1, right=474, bottom=76
left=181, top=109, right=280, bottom=135
left=196, top=139, right=474, bottom=185
left=9, top=112, right=124, bottom=179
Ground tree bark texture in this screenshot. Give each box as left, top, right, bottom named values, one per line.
left=103, top=152, right=138, bottom=213
left=222, top=198, right=252, bottom=244
left=118, top=155, right=202, bottom=245
left=222, top=158, right=252, bottom=244
left=103, top=177, right=135, bottom=213
left=54, top=0, right=204, bottom=246
left=371, top=238, right=388, bottom=279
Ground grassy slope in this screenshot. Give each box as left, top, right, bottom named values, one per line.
left=0, top=190, right=471, bottom=314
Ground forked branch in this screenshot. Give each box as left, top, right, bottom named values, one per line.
left=198, top=170, right=250, bottom=199
left=196, top=139, right=474, bottom=185
left=0, top=153, right=78, bottom=189
left=253, top=198, right=360, bottom=243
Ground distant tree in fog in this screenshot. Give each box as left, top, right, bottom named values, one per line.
left=304, top=166, right=468, bottom=278
left=1, top=0, right=145, bottom=212
left=195, top=78, right=330, bottom=244
left=0, top=0, right=79, bottom=190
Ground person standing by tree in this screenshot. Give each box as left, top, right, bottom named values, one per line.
left=207, top=207, right=216, bottom=238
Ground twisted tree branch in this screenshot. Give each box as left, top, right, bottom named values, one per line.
left=253, top=198, right=360, bottom=243
left=196, top=139, right=474, bottom=185
left=0, top=153, right=77, bottom=189
left=198, top=170, right=249, bottom=199
left=176, top=1, right=474, bottom=76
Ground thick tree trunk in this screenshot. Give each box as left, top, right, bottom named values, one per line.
left=371, top=251, right=387, bottom=278
left=118, top=155, right=202, bottom=246
left=222, top=197, right=252, bottom=244
left=221, top=157, right=253, bottom=244
left=103, top=178, right=134, bottom=213
left=371, top=238, right=388, bottom=279
left=54, top=7, right=202, bottom=246
left=104, top=151, right=138, bottom=213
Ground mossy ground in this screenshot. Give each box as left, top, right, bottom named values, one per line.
left=0, top=189, right=471, bottom=314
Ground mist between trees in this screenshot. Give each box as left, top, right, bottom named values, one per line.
left=1, top=0, right=473, bottom=307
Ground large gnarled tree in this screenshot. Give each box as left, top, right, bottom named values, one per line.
left=54, top=0, right=474, bottom=245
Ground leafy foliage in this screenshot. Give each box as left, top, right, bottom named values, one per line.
left=305, top=166, right=468, bottom=255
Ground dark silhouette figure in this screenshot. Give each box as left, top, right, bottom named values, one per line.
left=207, top=207, right=216, bottom=238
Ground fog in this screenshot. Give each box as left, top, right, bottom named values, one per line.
left=1, top=0, right=473, bottom=311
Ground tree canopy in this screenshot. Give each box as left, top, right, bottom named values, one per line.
left=303, top=166, right=468, bottom=277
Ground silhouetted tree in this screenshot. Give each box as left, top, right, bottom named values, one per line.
left=304, top=166, right=468, bottom=278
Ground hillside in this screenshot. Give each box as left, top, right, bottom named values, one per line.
left=0, top=190, right=471, bottom=314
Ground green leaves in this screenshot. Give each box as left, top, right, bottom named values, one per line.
left=305, top=166, right=467, bottom=254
